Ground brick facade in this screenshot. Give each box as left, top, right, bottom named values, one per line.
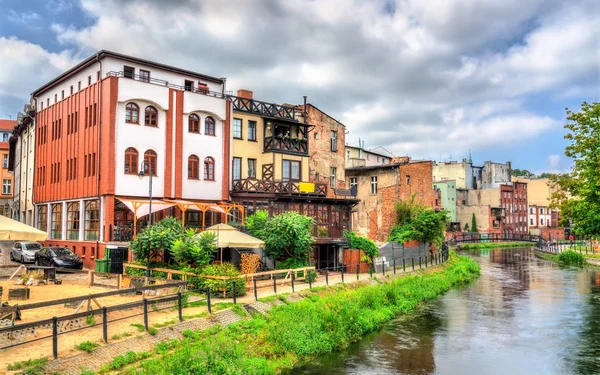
left=500, top=182, right=528, bottom=235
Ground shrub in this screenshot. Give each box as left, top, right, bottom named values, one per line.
left=558, top=250, right=586, bottom=267
left=275, top=258, right=308, bottom=269
left=130, top=217, right=184, bottom=262
left=170, top=229, right=217, bottom=268
left=346, top=231, right=378, bottom=258
left=200, top=263, right=247, bottom=298
left=76, top=341, right=100, bottom=353
left=85, top=315, right=96, bottom=326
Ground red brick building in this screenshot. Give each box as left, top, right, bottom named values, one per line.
left=500, top=182, right=528, bottom=235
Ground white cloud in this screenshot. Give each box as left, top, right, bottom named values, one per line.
left=7, top=11, right=41, bottom=24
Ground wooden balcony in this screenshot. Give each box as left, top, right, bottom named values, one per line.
left=230, top=96, right=297, bottom=120
left=231, top=179, right=327, bottom=196
left=264, top=135, right=308, bottom=155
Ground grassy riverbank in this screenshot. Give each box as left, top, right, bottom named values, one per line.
left=118, top=252, right=479, bottom=374
left=535, top=250, right=588, bottom=267
left=457, top=242, right=532, bottom=250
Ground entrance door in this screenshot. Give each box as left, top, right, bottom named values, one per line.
left=316, top=245, right=337, bottom=270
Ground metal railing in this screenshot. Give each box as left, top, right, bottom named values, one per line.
left=106, top=71, right=226, bottom=99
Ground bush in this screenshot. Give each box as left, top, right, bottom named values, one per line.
left=346, top=231, right=378, bottom=258
left=275, top=258, right=308, bottom=270
left=130, top=217, right=184, bottom=262
left=125, top=261, right=183, bottom=279
left=558, top=250, right=586, bottom=267
left=199, top=263, right=247, bottom=298
left=170, top=229, right=217, bottom=268
left=76, top=341, right=100, bottom=353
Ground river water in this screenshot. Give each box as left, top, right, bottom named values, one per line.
left=293, top=248, right=600, bottom=375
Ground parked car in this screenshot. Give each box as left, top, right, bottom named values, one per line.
left=10, top=242, right=43, bottom=263
left=34, top=247, right=83, bottom=270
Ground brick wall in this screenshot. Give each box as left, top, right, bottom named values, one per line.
left=41, top=239, right=105, bottom=270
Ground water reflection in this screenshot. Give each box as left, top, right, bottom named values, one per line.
left=292, top=248, right=600, bottom=375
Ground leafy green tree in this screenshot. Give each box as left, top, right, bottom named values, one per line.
left=394, top=195, right=427, bottom=227
left=511, top=168, right=534, bottom=178
left=538, top=172, right=555, bottom=179
left=463, top=223, right=470, bottom=232
left=471, top=213, right=478, bottom=233
left=170, top=229, right=217, bottom=267
left=130, top=217, right=184, bottom=261
left=411, top=210, right=450, bottom=247
left=261, top=212, right=315, bottom=262
left=551, top=102, right=600, bottom=237
left=245, top=210, right=269, bottom=240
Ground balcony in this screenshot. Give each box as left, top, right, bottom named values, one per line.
left=230, top=96, right=297, bottom=120
left=106, top=71, right=225, bottom=99
left=263, top=121, right=310, bottom=155
left=231, top=179, right=327, bottom=197
left=264, top=135, right=308, bottom=154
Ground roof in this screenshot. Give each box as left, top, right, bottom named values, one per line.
left=0, top=119, right=17, bottom=131
left=304, top=103, right=346, bottom=127
left=346, top=160, right=431, bottom=172
left=346, top=145, right=394, bottom=159
left=32, top=50, right=225, bottom=96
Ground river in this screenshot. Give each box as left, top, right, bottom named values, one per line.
left=292, top=248, right=600, bottom=375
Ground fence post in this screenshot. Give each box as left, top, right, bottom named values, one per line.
left=326, top=270, right=329, bottom=285
left=393, top=259, right=396, bottom=275
left=403, top=258, right=406, bottom=272
left=291, top=272, right=295, bottom=293
left=382, top=261, right=385, bottom=276
left=412, top=258, right=415, bottom=271
left=52, top=316, right=58, bottom=360
left=253, top=279, right=258, bottom=301
left=102, top=307, right=108, bottom=343
left=341, top=266, right=344, bottom=283
left=369, top=263, right=373, bottom=278
left=357, top=264, right=360, bottom=280
left=232, top=281, right=237, bottom=305
left=206, top=288, right=212, bottom=314
left=177, top=292, right=183, bottom=322
left=425, top=256, right=428, bottom=267
left=273, top=277, right=277, bottom=294
left=143, top=298, right=149, bottom=331
left=419, top=256, right=422, bottom=269
left=309, top=274, right=313, bottom=289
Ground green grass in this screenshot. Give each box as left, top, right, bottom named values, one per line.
left=75, top=341, right=100, bottom=353
left=130, top=323, right=145, bottom=332
left=536, top=250, right=588, bottom=268
left=118, top=252, right=480, bottom=374
left=85, top=315, right=97, bottom=326
left=6, top=358, right=48, bottom=371
left=111, top=331, right=133, bottom=340
left=148, top=327, right=158, bottom=336
left=153, top=319, right=177, bottom=328
left=231, top=304, right=249, bottom=317
left=100, top=351, right=151, bottom=372
left=458, top=242, right=532, bottom=250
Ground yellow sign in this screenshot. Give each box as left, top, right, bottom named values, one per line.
left=299, top=182, right=315, bottom=193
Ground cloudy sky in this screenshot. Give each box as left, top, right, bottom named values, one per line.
left=0, top=0, right=598, bottom=173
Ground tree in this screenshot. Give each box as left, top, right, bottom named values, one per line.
left=394, top=195, right=427, bottom=227
left=170, top=229, right=217, bottom=267
left=551, top=102, right=600, bottom=237
left=388, top=196, right=449, bottom=248
left=245, top=210, right=269, bottom=240
left=471, top=213, right=478, bottom=233
left=130, top=217, right=184, bottom=262
left=464, top=223, right=470, bottom=232
left=538, top=172, right=555, bottom=179
left=512, top=168, right=534, bottom=178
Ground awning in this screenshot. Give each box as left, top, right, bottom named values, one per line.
left=204, top=223, right=264, bottom=249
left=115, top=198, right=176, bottom=219
left=164, top=200, right=226, bottom=214
left=0, top=215, right=48, bottom=241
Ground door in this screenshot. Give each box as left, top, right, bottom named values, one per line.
left=107, top=247, right=129, bottom=274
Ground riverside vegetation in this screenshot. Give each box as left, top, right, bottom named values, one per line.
left=458, top=242, right=533, bottom=250
left=114, top=252, right=479, bottom=374
left=536, top=250, right=587, bottom=267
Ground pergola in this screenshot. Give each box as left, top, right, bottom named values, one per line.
left=115, top=198, right=245, bottom=237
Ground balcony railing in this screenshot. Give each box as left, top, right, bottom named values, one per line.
left=264, top=136, right=308, bottom=154
left=106, top=71, right=226, bottom=99
left=229, top=96, right=297, bottom=120
left=231, top=179, right=327, bottom=196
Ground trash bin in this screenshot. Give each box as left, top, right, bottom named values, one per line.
left=95, top=259, right=108, bottom=273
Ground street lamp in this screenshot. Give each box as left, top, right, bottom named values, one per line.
left=138, top=160, right=153, bottom=278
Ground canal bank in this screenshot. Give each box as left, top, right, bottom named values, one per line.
left=294, top=248, right=600, bottom=375
left=114, top=252, right=479, bottom=374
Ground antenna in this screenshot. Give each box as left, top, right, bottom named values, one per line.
left=4, top=114, right=11, bottom=120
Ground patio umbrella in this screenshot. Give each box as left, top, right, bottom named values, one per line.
left=0, top=215, right=48, bottom=241
left=204, top=224, right=265, bottom=261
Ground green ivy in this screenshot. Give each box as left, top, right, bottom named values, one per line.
left=345, top=231, right=378, bottom=258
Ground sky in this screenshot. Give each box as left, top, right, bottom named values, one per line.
left=0, top=0, right=598, bottom=174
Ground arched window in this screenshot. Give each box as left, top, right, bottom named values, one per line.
left=85, top=200, right=100, bottom=241
left=51, top=203, right=63, bottom=239
left=144, top=106, right=158, bottom=127
left=204, top=157, right=215, bottom=181
left=37, top=205, right=47, bottom=232
left=67, top=202, right=80, bottom=240
left=205, top=116, right=215, bottom=136
left=125, top=103, right=139, bottom=124
left=188, top=155, right=199, bottom=179
left=124, top=147, right=138, bottom=174
left=189, top=114, right=200, bottom=133
left=143, top=150, right=157, bottom=176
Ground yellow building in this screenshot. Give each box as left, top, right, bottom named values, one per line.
left=512, top=177, right=555, bottom=206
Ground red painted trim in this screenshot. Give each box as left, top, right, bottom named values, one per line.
left=222, top=100, right=231, bottom=201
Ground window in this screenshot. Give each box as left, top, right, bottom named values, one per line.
left=540, top=208, right=544, bottom=215
left=330, top=167, right=337, bottom=188
left=67, top=202, right=80, bottom=240
left=205, top=157, right=215, bottom=180
left=205, top=116, right=215, bottom=136
left=188, top=114, right=200, bottom=133
left=188, top=155, right=199, bottom=179
left=37, top=205, right=47, bottom=231
left=51, top=204, right=62, bottom=239
left=541, top=218, right=544, bottom=226
left=124, top=66, right=135, bottom=79
left=248, top=120, right=256, bottom=141
left=330, top=131, right=337, bottom=152
left=143, top=150, right=157, bottom=176
left=125, top=103, right=139, bottom=123
left=47, top=98, right=49, bottom=107
left=233, top=118, right=242, bottom=139
left=530, top=218, right=534, bottom=225
left=3, top=154, right=8, bottom=168
left=232, top=157, right=241, bottom=181
left=78, top=81, right=81, bottom=91
left=2, top=179, right=11, bottom=194
left=85, top=201, right=99, bottom=240
left=282, top=160, right=300, bottom=181
left=370, top=176, right=378, bottom=194
left=70, top=85, right=73, bottom=95
left=184, top=80, right=193, bottom=91
left=140, top=69, right=150, bottom=82
left=61, top=90, right=64, bottom=100
left=406, top=175, right=411, bottom=185
left=88, top=75, right=91, bottom=85
left=350, top=177, right=357, bottom=188
left=54, top=94, right=57, bottom=103
left=248, top=159, right=256, bottom=178
left=2, top=133, right=7, bottom=142
left=314, top=132, right=319, bottom=140
left=124, top=147, right=138, bottom=174
left=144, top=106, right=158, bottom=127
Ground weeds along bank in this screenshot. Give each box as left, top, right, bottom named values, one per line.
left=535, top=250, right=587, bottom=267
left=120, top=252, right=480, bottom=374
left=457, top=242, right=533, bottom=250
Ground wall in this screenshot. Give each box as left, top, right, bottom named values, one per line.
left=432, top=161, right=469, bottom=189
left=456, top=205, right=492, bottom=232
left=0, top=143, right=13, bottom=216
left=481, top=161, right=511, bottom=188
left=513, top=177, right=555, bottom=206
left=433, top=180, right=457, bottom=222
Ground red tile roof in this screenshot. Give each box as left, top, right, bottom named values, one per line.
left=0, top=119, right=17, bottom=131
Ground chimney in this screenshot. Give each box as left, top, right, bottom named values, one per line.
left=303, top=95, right=307, bottom=124
left=237, top=89, right=253, bottom=99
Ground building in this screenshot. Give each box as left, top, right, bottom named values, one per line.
left=31, top=50, right=235, bottom=268
left=228, top=89, right=357, bottom=270
left=345, top=142, right=393, bottom=168
left=0, top=119, right=17, bottom=216
left=456, top=188, right=503, bottom=233
left=513, top=177, right=562, bottom=228
left=528, top=205, right=552, bottom=228
left=433, top=180, right=457, bottom=223
left=500, top=182, right=528, bottom=235
left=8, top=104, right=36, bottom=225
left=432, top=158, right=511, bottom=190
left=345, top=158, right=434, bottom=242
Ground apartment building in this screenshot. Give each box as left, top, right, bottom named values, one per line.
left=345, top=143, right=393, bottom=168
left=0, top=119, right=17, bottom=217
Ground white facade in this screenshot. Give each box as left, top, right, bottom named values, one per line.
left=528, top=205, right=552, bottom=228
left=11, top=108, right=36, bottom=225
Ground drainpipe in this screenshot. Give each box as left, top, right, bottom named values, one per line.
left=96, top=54, right=103, bottom=251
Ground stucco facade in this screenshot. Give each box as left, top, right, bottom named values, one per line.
left=433, top=180, right=457, bottom=222
left=345, top=145, right=393, bottom=169
left=0, top=119, right=16, bottom=217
